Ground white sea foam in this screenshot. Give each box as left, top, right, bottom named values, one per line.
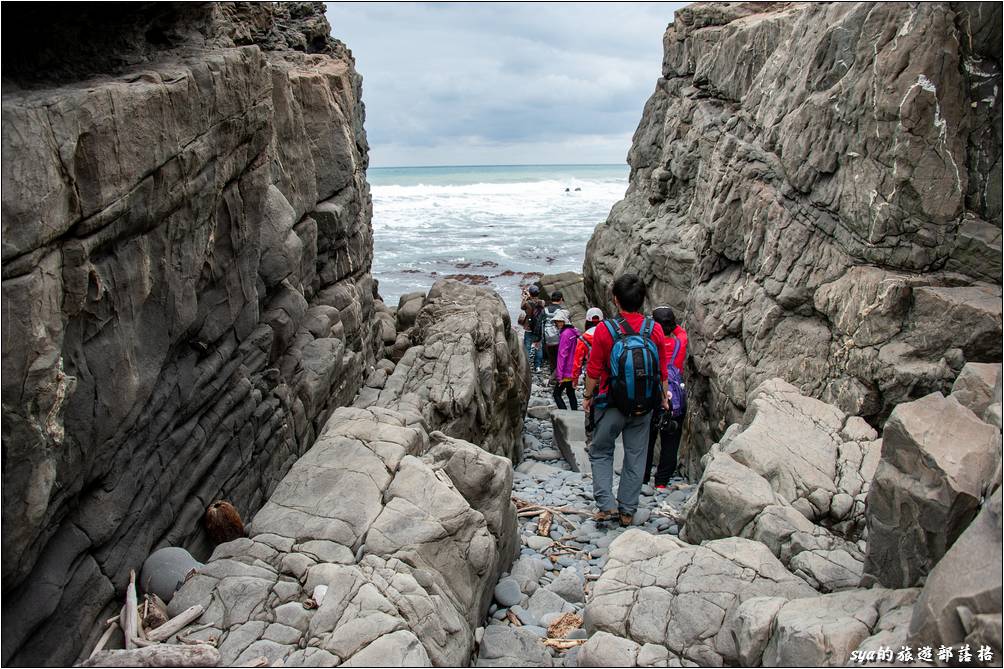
left=369, top=165, right=628, bottom=316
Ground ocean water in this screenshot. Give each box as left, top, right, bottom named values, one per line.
left=368, top=164, right=629, bottom=317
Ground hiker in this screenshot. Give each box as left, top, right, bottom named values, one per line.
left=571, top=307, right=604, bottom=384
left=572, top=306, right=604, bottom=444
left=551, top=309, right=579, bottom=410
left=644, top=306, right=688, bottom=487
left=583, top=274, right=670, bottom=526
left=540, top=290, right=565, bottom=378
left=519, top=284, right=545, bottom=372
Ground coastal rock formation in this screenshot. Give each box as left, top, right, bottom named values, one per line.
left=583, top=2, right=1003, bottom=464
left=682, top=379, right=880, bottom=592
left=355, top=279, right=530, bottom=462
left=164, top=405, right=519, bottom=666
left=862, top=388, right=1001, bottom=588
left=540, top=272, right=589, bottom=328
left=583, top=530, right=818, bottom=666
left=907, top=488, right=1003, bottom=656
left=1, top=4, right=378, bottom=665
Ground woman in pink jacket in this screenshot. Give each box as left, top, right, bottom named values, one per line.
left=552, top=309, right=580, bottom=410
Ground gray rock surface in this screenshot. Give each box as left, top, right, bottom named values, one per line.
left=540, top=272, right=590, bottom=329
left=359, top=279, right=530, bottom=461
left=862, top=392, right=1001, bottom=588
left=907, top=488, right=1003, bottom=654
left=682, top=379, right=879, bottom=592
left=584, top=529, right=816, bottom=666
left=169, top=405, right=518, bottom=667
left=582, top=2, right=1003, bottom=470
left=1, top=4, right=380, bottom=665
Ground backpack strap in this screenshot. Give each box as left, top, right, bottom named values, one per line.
left=603, top=318, right=623, bottom=342
left=616, top=316, right=637, bottom=337
left=577, top=334, right=592, bottom=351
left=670, top=337, right=681, bottom=366
left=640, top=318, right=654, bottom=339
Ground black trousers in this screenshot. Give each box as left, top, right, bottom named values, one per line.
left=553, top=380, right=577, bottom=410
left=545, top=344, right=559, bottom=375
left=645, top=406, right=685, bottom=485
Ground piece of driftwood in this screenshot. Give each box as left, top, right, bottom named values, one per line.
left=76, top=644, right=220, bottom=667
left=236, top=656, right=270, bottom=667
left=536, top=510, right=553, bottom=537
left=546, top=612, right=583, bottom=640
left=120, top=570, right=139, bottom=650
left=541, top=638, right=587, bottom=650
left=146, top=605, right=205, bottom=642
left=143, top=593, right=170, bottom=630
left=506, top=610, right=523, bottom=627
left=89, top=622, right=119, bottom=659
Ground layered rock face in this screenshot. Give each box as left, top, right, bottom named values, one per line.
left=2, top=4, right=378, bottom=665
left=583, top=2, right=1003, bottom=463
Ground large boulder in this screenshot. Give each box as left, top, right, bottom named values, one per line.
left=359, top=279, right=530, bottom=461
left=583, top=529, right=817, bottom=666
left=907, top=488, right=1003, bottom=655
left=168, top=405, right=519, bottom=667
left=540, top=272, right=590, bottom=329
left=582, top=1, right=1003, bottom=465
left=682, top=379, right=880, bottom=592
left=1, top=4, right=379, bottom=665
left=862, top=392, right=1001, bottom=588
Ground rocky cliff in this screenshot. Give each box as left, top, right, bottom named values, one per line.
left=1, top=4, right=379, bottom=665
left=583, top=2, right=1003, bottom=464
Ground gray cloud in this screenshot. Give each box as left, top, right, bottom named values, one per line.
left=325, top=2, right=688, bottom=166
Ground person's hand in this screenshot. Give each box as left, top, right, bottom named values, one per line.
left=582, top=396, right=591, bottom=413
left=661, top=395, right=670, bottom=411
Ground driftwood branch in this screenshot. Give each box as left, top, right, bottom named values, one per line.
left=89, top=622, right=119, bottom=659
left=76, top=644, right=219, bottom=667
left=236, top=657, right=270, bottom=667
left=146, top=605, right=205, bottom=642
left=541, top=638, right=587, bottom=650
left=120, top=570, right=139, bottom=650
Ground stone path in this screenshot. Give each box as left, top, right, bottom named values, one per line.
left=474, top=371, right=695, bottom=667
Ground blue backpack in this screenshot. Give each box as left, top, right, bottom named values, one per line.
left=666, top=339, right=687, bottom=418
left=603, top=317, right=662, bottom=415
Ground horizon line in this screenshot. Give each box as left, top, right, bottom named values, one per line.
left=369, top=162, right=627, bottom=169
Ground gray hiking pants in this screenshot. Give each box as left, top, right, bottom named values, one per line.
left=589, top=405, right=652, bottom=516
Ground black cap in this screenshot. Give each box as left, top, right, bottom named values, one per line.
left=652, top=305, right=676, bottom=332
left=551, top=290, right=563, bottom=301
left=528, top=285, right=540, bottom=295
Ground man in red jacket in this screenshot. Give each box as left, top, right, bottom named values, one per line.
left=583, top=274, right=670, bottom=526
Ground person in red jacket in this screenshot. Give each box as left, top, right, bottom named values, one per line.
left=583, top=275, right=670, bottom=527
left=645, top=305, right=688, bottom=487
left=571, top=307, right=604, bottom=384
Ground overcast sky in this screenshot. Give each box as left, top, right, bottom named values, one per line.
left=325, top=2, right=688, bottom=167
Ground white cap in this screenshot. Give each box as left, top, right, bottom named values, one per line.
left=585, top=307, right=604, bottom=321
left=552, top=309, right=571, bottom=323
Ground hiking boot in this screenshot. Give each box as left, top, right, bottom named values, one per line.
left=619, top=513, right=634, bottom=527
left=593, top=509, right=617, bottom=523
